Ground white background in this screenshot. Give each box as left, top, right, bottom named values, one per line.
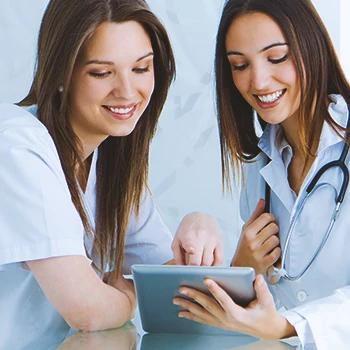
left=0, top=0, right=348, bottom=264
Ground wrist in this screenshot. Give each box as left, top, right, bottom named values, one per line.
left=120, top=288, right=136, bottom=319
left=272, top=314, right=297, bottom=340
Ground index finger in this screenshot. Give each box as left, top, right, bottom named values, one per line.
left=187, top=247, right=204, bottom=266
left=204, top=279, right=241, bottom=315
left=244, top=198, right=266, bottom=228
left=171, top=239, right=186, bottom=265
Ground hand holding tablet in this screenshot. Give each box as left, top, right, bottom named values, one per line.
left=132, top=265, right=256, bottom=335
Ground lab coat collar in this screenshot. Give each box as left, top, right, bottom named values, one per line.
left=318, top=94, right=349, bottom=154
left=257, top=94, right=349, bottom=214
left=258, top=94, right=348, bottom=159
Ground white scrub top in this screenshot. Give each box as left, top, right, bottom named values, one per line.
left=240, top=94, right=350, bottom=350
left=0, top=103, right=173, bottom=348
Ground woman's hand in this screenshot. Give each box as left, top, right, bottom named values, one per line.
left=171, top=212, right=224, bottom=266
left=231, top=199, right=281, bottom=275
left=173, top=275, right=296, bottom=340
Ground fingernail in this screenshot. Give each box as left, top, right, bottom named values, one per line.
left=173, top=301, right=180, bottom=305
left=180, top=289, right=188, bottom=295
left=204, top=279, right=212, bottom=288
left=178, top=314, right=184, bottom=318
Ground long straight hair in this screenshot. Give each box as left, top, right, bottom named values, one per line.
left=19, top=0, right=175, bottom=274
left=215, top=0, right=350, bottom=191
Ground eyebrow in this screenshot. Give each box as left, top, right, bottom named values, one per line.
left=227, top=43, right=288, bottom=56
left=85, top=52, right=154, bottom=66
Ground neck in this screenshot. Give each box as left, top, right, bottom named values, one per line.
left=281, top=117, right=300, bottom=153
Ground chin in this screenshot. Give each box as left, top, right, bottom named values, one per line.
left=111, top=125, right=138, bottom=137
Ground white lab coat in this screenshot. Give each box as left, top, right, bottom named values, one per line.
left=240, top=94, right=350, bottom=350
left=0, top=103, right=173, bottom=348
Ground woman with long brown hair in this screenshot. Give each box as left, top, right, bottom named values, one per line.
left=173, top=0, right=350, bottom=347
left=0, top=0, right=223, bottom=343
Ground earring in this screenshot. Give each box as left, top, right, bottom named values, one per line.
left=58, top=85, right=64, bottom=92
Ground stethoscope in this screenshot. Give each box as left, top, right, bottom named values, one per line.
left=267, top=111, right=350, bottom=281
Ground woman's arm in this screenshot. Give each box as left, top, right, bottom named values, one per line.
left=27, top=256, right=136, bottom=332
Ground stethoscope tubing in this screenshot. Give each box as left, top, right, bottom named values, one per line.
left=270, top=108, right=350, bottom=281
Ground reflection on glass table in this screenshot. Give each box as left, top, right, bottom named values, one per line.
left=57, top=323, right=138, bottom=350
left=55, top=309, right=297, bottom=350
left=57, top=327, right=296, bottom=350
left=139, top=333, right=297, bottom=350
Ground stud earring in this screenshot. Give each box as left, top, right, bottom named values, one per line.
left=58, top=85, right=64, bottom=92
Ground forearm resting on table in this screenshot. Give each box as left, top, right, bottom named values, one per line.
left=27, top=256, right=135, bottom=332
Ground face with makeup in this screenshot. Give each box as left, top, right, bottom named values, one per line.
left=225, top=12, right=300, bottom=127
left=68, top=21, right=155, bottom=156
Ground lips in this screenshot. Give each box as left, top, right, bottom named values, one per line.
left=254, top=89, right=286, bottom=109
left=102, top=103, right=138, bottom=121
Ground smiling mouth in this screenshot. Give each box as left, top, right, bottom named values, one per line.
left=254, top=89, right=286, bottom=104
left=103, top=105, right=136, bottom=114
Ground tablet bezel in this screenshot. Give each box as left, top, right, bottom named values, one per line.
left=132, top=265, right=256, bottom=335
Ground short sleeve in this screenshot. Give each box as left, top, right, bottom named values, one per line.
left=0, top=120, right=86, bottom=267
left=122, top=190, right=173, bottom=274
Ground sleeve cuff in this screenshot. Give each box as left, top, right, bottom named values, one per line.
left=0, top=238, right=87, bottom=268
left=282, top=309, right=316, bottom=348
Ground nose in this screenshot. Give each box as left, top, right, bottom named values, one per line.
left=112, top=73, right=136, bottom=100
left=251, top=66, right=271, bottom=91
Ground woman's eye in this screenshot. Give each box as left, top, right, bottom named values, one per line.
left=133, top=66, right=150, bottom=74
left=89, top=71, right=111, bottom=78
left=269, top=55, right=288, bottom=64
left=232, top=63, right=248, bottom=71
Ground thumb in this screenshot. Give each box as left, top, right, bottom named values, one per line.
left=254, top=274, right=274, bottom=307
left=244, top=198, right=266, bottom=228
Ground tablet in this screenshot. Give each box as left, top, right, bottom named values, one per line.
left=132, top=264, right=256, bottom=335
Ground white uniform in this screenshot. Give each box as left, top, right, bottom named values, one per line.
left=0, top=103, right=173, bottom=349
left=240, top=94, right=350, bottom=350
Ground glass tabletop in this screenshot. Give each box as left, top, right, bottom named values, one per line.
left=22, top=309, right=298, bottom=350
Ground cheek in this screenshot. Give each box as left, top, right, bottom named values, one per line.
left=143, top=76, right=155, bottom=102
left=282, top=62, right=299, bottom=90
left=70, top=82, right=102, bottom=107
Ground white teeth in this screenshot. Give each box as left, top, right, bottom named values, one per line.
left=108, top=106, right=134, bottom=114
left=257, top=90, right=284, bottom=103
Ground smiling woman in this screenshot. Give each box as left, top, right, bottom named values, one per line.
left=176, top=0, right=350, bottom=348
left=69, top=21, right=156, bottom=155
left=0, top=0, right=224, bottom=346
left=225, top=13, right=300, bottom=127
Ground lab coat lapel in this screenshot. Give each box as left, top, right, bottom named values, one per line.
left=260, top=158, right=295, bottom=214
left=258, top=124, right=295, bottom=214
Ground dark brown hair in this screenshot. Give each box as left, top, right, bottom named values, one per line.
left=215, top=0, right=350, bottom=191
left=19, top=0, right=175, bottom=274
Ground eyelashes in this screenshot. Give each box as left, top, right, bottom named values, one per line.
left=269, top=55, right=288, bottom=64
left=89, top=72, right=111, bottom=78
left=89, top=66, right=151, bottom=78
left=133, top=67, right=150, bottom=73
left=231, top=54, right=288, bottom=71
left=232, top=63, right=248, bottom=71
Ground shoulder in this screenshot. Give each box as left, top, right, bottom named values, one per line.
left=0, top=103, right=58, bottom=160
left=0, top=103, right=47, bottom=135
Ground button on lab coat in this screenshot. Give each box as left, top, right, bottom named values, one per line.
left=0, top=103, right=173, bottom=348
left=240, top=95, right=350, bottom=349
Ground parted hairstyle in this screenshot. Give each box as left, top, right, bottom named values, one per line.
left=19, top=0, right=175, bottom=274
left=215, top=0, right=350, bottom=191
